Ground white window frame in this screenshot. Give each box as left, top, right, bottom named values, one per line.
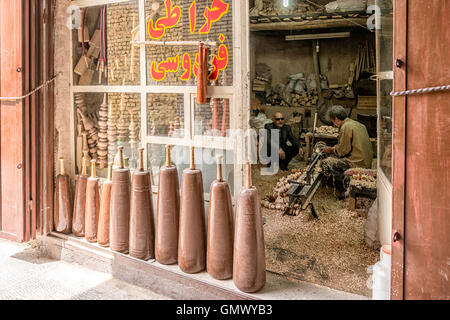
left=70, top=0, right=250, bottom=198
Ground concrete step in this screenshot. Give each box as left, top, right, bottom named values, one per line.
left=40, top=233, right=367, bottom=301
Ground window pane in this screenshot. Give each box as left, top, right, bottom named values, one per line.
left=194, top=98, right=231, bottom=137
left=148, top=144, right=234, bottom=194
left=377, top=0, right=394, bottom=72
left=145, top=0, right=233, bottom=86
left=376, top=0, right=393, bottom=182
left=72, top=1, right=140, bottom=86
left=147, top=94, right=185, bottom=137
left=379, top=80, right=392, bottom=181
left=74, top=92, right=141, bottom=175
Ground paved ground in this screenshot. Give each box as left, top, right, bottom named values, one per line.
left=0, top=239, right=170, bottom=300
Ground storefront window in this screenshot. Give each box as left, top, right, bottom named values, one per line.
left=376, top=0, right=393, bottom=182
left=71, top=0, right=237, bottom=190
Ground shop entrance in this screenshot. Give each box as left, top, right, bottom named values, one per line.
left=249, top=0, right=392, bottom=297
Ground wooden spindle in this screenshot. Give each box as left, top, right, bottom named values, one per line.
left=190, top=146, right=195, bottom=170
left=107, top=162, right=113, bottom=181
left=217, top=155, right=223, bottom=182
left=82, top=157, right=88, bottom=176
left=166, top=145, right=172, bottom=167
left=138, top=148, right=145, bottom=172
left=91, top=159, right=96, bottom=178
left=118, top=146, right=124, bottom=169
left=246, top=161, right=252, bottom=189
left=59, top=158, right=66, bottom=176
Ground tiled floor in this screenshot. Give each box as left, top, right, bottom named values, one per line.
left=0, top=239, right=170, bottom=300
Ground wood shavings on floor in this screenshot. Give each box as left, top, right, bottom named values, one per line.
left=254, top=165, right=379, bottom=297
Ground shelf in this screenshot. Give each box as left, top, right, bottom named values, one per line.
left=250, top=12, right=370, bottom=32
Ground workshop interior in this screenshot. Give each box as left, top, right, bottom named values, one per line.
left=0, top=0, right=448, bottom=301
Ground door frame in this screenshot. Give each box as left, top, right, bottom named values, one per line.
left=0, top=0, right=53, bottom=243
left=391, top=0, right=407, bottom=300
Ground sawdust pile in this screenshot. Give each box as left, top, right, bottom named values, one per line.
left=263, top=185, right=379, bottom=297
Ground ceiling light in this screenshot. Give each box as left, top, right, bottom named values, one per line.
left=286, top=32, right=351, bottom=41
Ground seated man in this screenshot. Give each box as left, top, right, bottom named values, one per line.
left=322, top=105, right=373, bottom=198
left=263, top=112, right=303, bottom=171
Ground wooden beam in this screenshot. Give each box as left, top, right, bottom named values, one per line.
left=250, top=18, right=368, bottom=32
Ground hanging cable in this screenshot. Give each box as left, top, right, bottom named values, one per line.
left=0, top=73, right=61, bottom=101
left=391, top=85, right=450, bottom=97
left=81, top=8, right=88, bottom=67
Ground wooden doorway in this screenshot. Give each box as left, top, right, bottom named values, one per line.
left=392, top=0, right=450, bottom=300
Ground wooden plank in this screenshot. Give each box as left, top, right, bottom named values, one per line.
left=391, top=0, right=407, bottom=301
left=30, top=0, right=38, bottom=240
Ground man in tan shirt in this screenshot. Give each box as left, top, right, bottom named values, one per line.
left=322, top=105, right=373, bottom=198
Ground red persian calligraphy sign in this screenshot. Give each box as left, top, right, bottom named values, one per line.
left=149, top=0, right=230, bottom=83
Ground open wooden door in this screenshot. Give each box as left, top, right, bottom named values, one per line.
left=0, top=0, right=26, bottom=242
left=392, top=0, right=450, bottom=300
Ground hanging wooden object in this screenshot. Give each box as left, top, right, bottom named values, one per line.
left=85, top=159, right=100, bottom=243
left=97, top=162, right=113, bottom=247
left=54, top=158, right=72, bottom=234
left=233, top=161, right=266, bottom=293
left=110, top=146, right=131, bottom=254
left=207, top=155, right=234, bottom=280
left=178, top=146, right=206, bottom=274
left=87, top=29, right=101, bottom=59
left=78, top=26, right=90, bottom=43
left=129, top=148, right=155, bottom=260
left=72, top=157, right=89, bottom=237
left=74, top=55, right=92, bottom=76
left=155, top=145, right=180, bottom=265
left=197, top=42, right=208, bottom=104
left=78, top=68, right=95, bottom=86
